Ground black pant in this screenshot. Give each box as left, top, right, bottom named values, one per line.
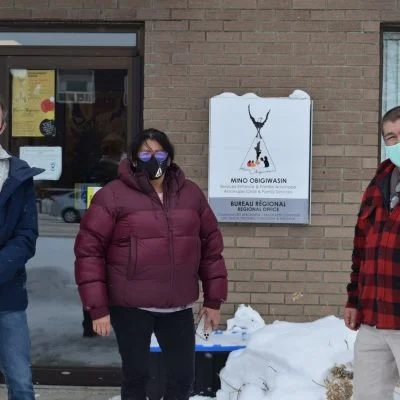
left=110, top=306, right=195, bottom=400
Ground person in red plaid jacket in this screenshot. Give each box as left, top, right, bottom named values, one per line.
left=345, top=106, right=400, bottom=400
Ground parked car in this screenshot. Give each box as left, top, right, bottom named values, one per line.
left=49, top=191, right=86, bottom=223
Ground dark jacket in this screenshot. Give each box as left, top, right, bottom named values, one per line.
left=347, top=159, right=400, bottom=329
left=75, top=159, right=228, bottom=320
left=0, top=156, right=42, bottom=311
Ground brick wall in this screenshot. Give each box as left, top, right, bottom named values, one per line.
left=0, top=0, right=391, bottom=324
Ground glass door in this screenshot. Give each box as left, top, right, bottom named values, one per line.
left=2, top=55, right=136, bottom=374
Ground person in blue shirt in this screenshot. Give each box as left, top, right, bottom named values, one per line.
left=0, top=98, right=43, bottom=400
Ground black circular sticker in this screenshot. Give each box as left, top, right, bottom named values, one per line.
left=39, top=119, right=56, bottom=137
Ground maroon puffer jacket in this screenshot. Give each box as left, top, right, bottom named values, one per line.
left=74, top=159, right=228, bottom=320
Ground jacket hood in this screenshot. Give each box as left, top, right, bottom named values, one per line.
left=10, top=156, right=44, bottom=182
left=118, top=158, right=186, bottom=194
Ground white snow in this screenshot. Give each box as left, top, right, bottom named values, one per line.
left=226, top=304, right=265, bottom=334
left=218, top=315, right=356, bottom=400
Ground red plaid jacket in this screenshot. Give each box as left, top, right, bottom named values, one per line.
left=346, top=159, right=400, bottom=329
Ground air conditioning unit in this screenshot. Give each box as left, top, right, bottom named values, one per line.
left=56, top=70, right=95, bottom=104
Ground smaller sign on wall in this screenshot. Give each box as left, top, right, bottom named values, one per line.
left=19, top=146, right=62, bottom=181
left=11, top=69, right=56, bottom=138
left=208, top=92, right=313, bottom=224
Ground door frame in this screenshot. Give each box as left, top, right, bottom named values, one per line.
left=0, top=21, right=144, bottom=150
left=0, top=21, right=144, bottom=386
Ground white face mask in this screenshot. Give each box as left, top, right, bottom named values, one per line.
left=386, top=142, right=400, bottom=167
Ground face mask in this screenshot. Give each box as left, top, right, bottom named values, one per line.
left=386, top=143, right=400, bottom=167
left=136, top=155, right=168, bottom=180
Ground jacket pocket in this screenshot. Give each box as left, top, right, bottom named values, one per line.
left=127, top=236, right=137, bottom=280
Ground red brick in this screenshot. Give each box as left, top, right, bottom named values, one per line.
left=172, top=53, right=204, bottom=65
left=313, top=54, right=347, bottom=65
left=293, top=21, right=327, bottom=31
left=119, top=0, right=147, bottom=6
left=240, top=9, right=274, bottom=20
left=277, top=54, right=311, bottom=65
left=293, top=0, right=326, bottom=9
left=241, top=32, right=275, bottom=42
left=327, top=0, right=361, bottom=9
left=206, top=9, right=240, bottom=19
left=311, top=10, right=345, bottom=19
left=275, top=32, right=310, bottom=42
left=306, top=238, right=340, bottom=249
left=223, top=0, right=257, bottom=8
left=51, top=0, right=83, bottom=6
left=153, top=21, right=188, bottom=31
left=259, top=21, right=292, bottom=31
left=176, top=31, right=205, bottom=42
left=207, top=77, right=240, bottom=87
left=363, top=0, right=396, bottom=9
left=224, top=21, right=258, bottom=31
left=345, top=10, right=378, bottom=20
left=190, top=42, right=223, bottom=53
left=261, top=42, right=292, bottom=54
left=67, top=8, right=100, bottom=18
left=137, top=8, right=171, bottom=19
left=188, top=0, right=221, bottom=8
left=101, top=9, right=136, bottom=20
left=270, top=238, right=305, bottom=249
left=310, top=31, right=345, bottom=42
left=85, top=0, right=117, bottom=7
left=276, top=9, right=310, bottom=20
left=15, top=0, right=47, bottom=6
left=328, top=21, right=362, bottom=32
left=225, top=42, right=259, bottom=54
left=153, top=0, right=187, bottom=8
left=190, top=20, right=223, bottom=31
left=32, top=8, right=68, bottom=18
left=289, top=271, right=323, bottom=282
left=259, top=0, right=291, bottom=8
left=242, top=54, right=276, bottom=65
left=172, top=9, right=204, bottom=19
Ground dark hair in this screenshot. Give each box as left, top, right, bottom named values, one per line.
left=0, top=95, right=8, bottom=125
left=382, top=106, right=400, bottom=134
left=130, top=128, right=175, bottom=163
left=101, top=134, right=125, bottom=157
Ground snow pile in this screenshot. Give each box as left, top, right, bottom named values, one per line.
left=109, top=396, right=212, bottom=400
left=217, top=315, right=357, bottom=400
left=226, top=304, right=265, bottom=334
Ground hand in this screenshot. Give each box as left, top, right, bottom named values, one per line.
left=344, top=307, right=359, bottom=331
left=198, top=307, right=221, bottom=331
left=92, top=315, right=111, bottom=336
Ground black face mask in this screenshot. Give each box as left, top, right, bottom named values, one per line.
left=136, top=156, right=168, bottom=180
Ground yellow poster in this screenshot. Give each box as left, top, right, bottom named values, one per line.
left=87, top=186, right=101, bottom=209
left=11, top=69, right=56, bottom=137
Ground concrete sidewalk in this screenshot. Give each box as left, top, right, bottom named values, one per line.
left=0, top=385, right=120, bottom=400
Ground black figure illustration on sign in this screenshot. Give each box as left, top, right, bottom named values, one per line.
left=248, top=105, right=270, bottom=139
left=255, top=141, right=262, bottom=161
left=260, top=156, right=269, bottom=168
left=241, top=104, right=276, bottom=173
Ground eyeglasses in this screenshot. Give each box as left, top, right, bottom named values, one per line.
left=390, top=182, right=400, bottom=210
left=138, top=150, right=168, bottom=162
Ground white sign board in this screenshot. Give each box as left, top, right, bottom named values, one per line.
left=209, top=92, right=312, bottom=224
left=19, top=146, right=62, bottom=181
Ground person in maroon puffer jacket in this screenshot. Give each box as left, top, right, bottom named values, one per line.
left=74, top=128, right=228, bottom=400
